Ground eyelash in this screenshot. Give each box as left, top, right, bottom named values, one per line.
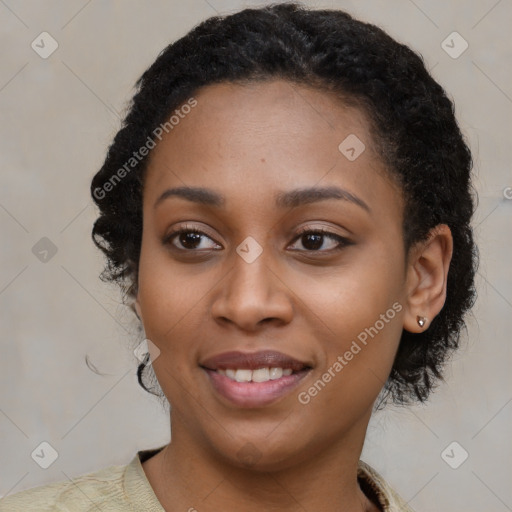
left=163, top=224, right=352, bottom=253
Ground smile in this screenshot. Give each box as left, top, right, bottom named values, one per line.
left=200, top=350, right=312, bottom=408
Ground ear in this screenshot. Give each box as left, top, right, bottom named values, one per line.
left=403, top=224, right=453, bottom=333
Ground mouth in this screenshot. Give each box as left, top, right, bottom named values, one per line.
left=200, top=350, right=312, bottom=408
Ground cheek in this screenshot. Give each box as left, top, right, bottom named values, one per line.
left=294, top=303, right=403, bottom=434
left=293, top=242, right=404, bottom=337
left=136, top=241, right=204, bottom=368
left=292, top=245, right=405, bottom=404
left=137, top=229, right=212, bottom=335
left=137, top=258, right=205, bottom=406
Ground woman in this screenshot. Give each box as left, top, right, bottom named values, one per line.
left=0, top=3, right=476, bottom=511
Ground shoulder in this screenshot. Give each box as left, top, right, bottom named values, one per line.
left=0, top=463, right=128, bottom=512
left=358, top=460, right=413, bottom=512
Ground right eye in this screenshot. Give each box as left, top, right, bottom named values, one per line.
left=163, top=226, right=222, bottom=251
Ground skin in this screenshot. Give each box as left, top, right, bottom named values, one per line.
left=135, top=79, right=453, bottom=512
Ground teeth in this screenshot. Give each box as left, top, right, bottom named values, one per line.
left=252, top=368, right=270, bottom=382
left=269, top=367, right=283, bottom=380
left=219, top=367, right=294, bottom=382
left=234, top=369, right=252, bottom=382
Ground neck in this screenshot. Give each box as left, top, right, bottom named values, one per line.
left=143, top=410, right=379, bottom=512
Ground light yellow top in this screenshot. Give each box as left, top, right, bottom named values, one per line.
left=0, top=446, right=413, bottom=511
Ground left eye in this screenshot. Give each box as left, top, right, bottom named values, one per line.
left=289, top=229, right=350, bottom=252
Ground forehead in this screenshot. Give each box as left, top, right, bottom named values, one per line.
left=143, top=79, right=398, bottom=213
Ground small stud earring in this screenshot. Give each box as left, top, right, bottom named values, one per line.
left=417, top=316, right=427, bottom=328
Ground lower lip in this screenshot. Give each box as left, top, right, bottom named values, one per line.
left=203, top=368, right=310, bottom=408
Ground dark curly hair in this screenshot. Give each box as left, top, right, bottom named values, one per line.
left=90, top=2, right=477, bottom=406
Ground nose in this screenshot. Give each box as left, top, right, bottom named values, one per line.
left=210, top=244, right=294, bottom=331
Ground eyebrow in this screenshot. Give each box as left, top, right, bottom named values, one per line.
left=154, top=185, right=370, bottom=212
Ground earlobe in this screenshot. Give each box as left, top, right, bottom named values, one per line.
left=403, top=224, right=453, bottom=333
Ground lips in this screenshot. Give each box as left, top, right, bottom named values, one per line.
left=200, top=350, right=311, bottom=372
left=200, top=350, right=312, bottom=408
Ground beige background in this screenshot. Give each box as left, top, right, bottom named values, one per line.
left=1, top=1, right=511, bottom=510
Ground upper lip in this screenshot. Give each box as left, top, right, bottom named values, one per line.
left=200, top=350, right=311, bottom=371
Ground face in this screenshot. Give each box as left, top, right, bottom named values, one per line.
left=136, top=79, right=409, bottom=470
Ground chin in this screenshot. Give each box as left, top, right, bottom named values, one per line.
left=208, top=435, right=315, bottom=474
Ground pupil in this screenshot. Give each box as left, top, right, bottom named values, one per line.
left=303, top=233, right=322, bottom=250
left=181, top=232, right=201, bottom=248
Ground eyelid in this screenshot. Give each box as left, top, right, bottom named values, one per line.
left=294, top=224, right=349, bottom=238
left=290, top=225, right=353, bottom=251
left=163, top=223, right=221, bottom=247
